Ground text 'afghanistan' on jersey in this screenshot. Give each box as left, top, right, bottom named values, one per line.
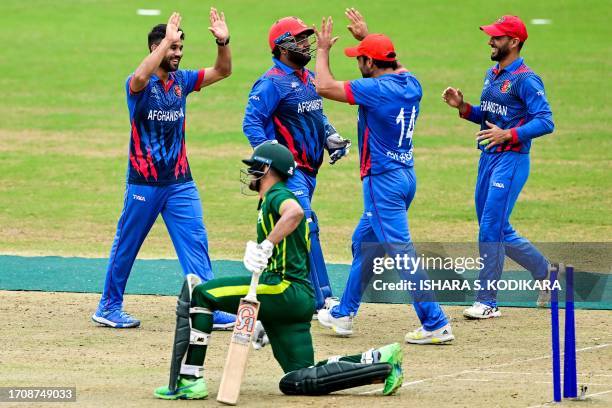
left=460, top=57, right=554, bottom=154
left=125, top=69, right=205, bottom=185
left=243, top=59, right=331, bottom=176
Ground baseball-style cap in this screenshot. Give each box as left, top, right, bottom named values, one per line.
left=268, top=17, right=314, bottom=50
left=480, top=15, right=528, bottom=42
left=344, top=33, right=397, bottom=61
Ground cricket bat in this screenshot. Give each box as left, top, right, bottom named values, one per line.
left=216, top=269, right=262, bottom=405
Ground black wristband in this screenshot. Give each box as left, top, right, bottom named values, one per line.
left=216, top=37, right=230, bottom=46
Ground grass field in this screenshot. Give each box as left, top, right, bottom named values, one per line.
left=1, top=1, right=611, bottom=407
left=1, top=0, right=610, bottom=262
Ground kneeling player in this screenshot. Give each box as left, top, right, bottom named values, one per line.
left=153, top=141, right=403, bottom=400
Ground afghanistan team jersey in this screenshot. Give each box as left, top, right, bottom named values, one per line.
left=461, top=57, right=554, bottom=154
left=344, top=71, right=421, bottom=179
left=125, top=69, right=205, bottom=185
left=256, top=182, right=312, bottom=288
left=243, top=59, right=330, bottom=176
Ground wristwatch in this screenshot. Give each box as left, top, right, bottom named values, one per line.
left=216, top=37, right=230, bottom=46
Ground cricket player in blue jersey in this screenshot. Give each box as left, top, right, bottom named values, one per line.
left=313, top=12, right=453, bottom=344
left=442, top=15, right=554, bottom=319
left=243, top=16, right=351, bottom=313
left=92, top=10, right=235, bottom=329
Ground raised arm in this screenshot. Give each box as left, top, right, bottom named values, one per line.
left=345, top=8, right=369, bottom=40
left=314, top=17, right=348, bottom=103
left=130, top=12, right=183, bottom=93
left=201, top=7, right=232, bottom=87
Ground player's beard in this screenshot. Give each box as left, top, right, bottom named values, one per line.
left=490, top=43, right=511, bottom=61
left=287, top=49, right=311, bottom=67
left=248, top=178, right=261, bottom=192
left=160, top=56, right=180, bottom=72
left=359, top=66, right=373, bottom=78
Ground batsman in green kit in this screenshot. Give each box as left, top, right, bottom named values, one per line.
left=154, top=141, right=404, bottom=400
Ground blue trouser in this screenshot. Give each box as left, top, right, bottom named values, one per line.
left=98, top=181, right=213, bottom=311
left=285, top=168, right=332, bottom=310
left=476, top=152, right=548, bottom=306
left=333, top=168, right=448, bottom=331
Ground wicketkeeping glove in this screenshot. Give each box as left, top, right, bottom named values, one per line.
left=325, top=124, right=351, bottom=165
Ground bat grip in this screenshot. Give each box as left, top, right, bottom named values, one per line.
left=245, top=270, right=261, bottom=302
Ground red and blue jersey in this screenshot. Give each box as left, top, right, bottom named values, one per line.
left=125, top=69, right=205, bottom=185
left=461, top=57, right=554, bottom=154
left=344, top=72, right=420, bottom=179
left=243, top=59, right=330, bottom=176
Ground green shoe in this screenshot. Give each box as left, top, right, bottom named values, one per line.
left=377, top=343, right=404, bottom=396
left=154, top=377, right=208, bottom=400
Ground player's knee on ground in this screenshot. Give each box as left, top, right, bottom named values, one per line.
left=279, top=361, right=392, bottom=395
left=265, top=322, right=314, bottom=373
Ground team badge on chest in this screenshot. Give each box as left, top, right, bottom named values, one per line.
left=500, top=79, right=512, bottom=93
left=174, top=85, right=182, bottom=97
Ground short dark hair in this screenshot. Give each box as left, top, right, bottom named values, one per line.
left=372, top=58, right=399, bottom=70
left=358, top=56, right=398, bottom=70
left=148, top=24, right=185, bottom=51
left=518, top=41, right=524, bottom=51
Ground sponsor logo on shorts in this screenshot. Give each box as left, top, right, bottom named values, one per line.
left=492, top=182, right=505, bottom=189
left=132, top=194, right=146, bottom=201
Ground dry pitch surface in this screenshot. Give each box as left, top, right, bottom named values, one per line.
left=1, top=291, right=611, bottom=408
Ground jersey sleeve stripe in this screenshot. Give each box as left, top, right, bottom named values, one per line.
left=460, top=103, right=472, bottom=119
left=510, top=127, right=520, bottom=144
left=344, top=81, right=356, bottom=105
left=194, top=69, right=206, bottom=92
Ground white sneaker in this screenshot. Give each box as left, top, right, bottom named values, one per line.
left=463, top=302, right=501, bottom=319
left=313, top=297, right=340, bottom=321
left=317, top=306, right=353, bottom=336
left=405, top=323, right=455, bottom=345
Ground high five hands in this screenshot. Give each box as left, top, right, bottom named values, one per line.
left=165, top=12, right=183, bottom=43
left=345, top=8, right=368, bottom=40
left=315, top=16, right=339, bottom=51
left=208, top=7, right=229, bottom=42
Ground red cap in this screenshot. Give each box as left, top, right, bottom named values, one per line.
left=344, top=33, right=397, bottom=61
left=268, top=17, right=314, bottom=50
left=480, top=15, right=528, bottom=42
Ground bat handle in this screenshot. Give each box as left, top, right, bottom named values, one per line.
left=245, top=270, right=261, bottom=302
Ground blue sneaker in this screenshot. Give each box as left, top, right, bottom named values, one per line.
left=91, top=308, right=140, bottom=328
left=212, top=310, right=235, bottom=331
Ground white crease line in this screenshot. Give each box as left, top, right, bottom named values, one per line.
left=359, top=343, right=610, bottom=396
left=586, top=389, right=612, bottom=398
left=455, top=378, right=611, bottom=386
left=358, top=370, right=472, bottom=394
left=492, top=344, right=610, bottom=369
left=477, top=370, right=612, bottom=377
left=526, top=388, right=612, bottom=408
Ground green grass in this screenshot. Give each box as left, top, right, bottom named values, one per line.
left=1, top=0, right=610, bottom=262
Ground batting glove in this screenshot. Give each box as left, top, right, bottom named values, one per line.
left=259, top=239, right=274, bottom=259
left=243, top=240, right=269, bottom=273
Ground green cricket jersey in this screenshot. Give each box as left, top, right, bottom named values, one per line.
left=257, top=182, right=311, bottom=286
